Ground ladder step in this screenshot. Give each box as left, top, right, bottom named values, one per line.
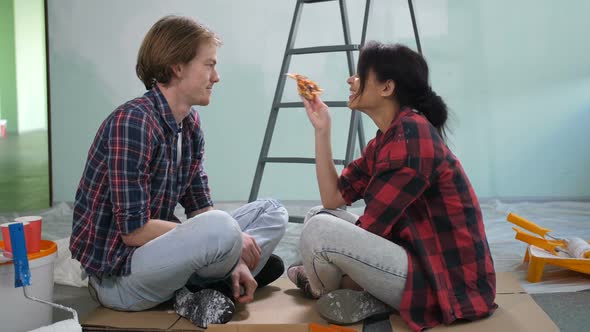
left=303, top=0, right=337, bottom=3
left=276, top=101, right=349, bottom=108
left=289, top=216, right=305, bottom=224
left=264, top=157, right=346, bottom=165
left=287, top=44, right=360, bottom=55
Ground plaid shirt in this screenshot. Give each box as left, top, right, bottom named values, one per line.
left=338, top=108, right=497, bottom=331
left=70, top=86, right=213, bottom=277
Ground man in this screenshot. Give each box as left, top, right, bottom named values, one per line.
left=70, top=15, right=288, bottom=328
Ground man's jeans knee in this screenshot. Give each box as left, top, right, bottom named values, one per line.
left=186, top=210, right=243, bottom=279
left=231, top=199, right=288, bottom=276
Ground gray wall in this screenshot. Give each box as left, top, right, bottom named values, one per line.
left=47, top=0, right=590, bottom=203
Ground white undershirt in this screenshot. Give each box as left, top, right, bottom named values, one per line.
left=176, top=123, right=182, bottom=168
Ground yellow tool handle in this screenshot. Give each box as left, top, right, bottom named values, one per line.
left=507, top=213, right=553, bottom=238
left=513, top=227, right=560, bottom=254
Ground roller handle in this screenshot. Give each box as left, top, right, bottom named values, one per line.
left=507, top=213, right=553, bottom=238
left=513, top=227, right=562, bottom=255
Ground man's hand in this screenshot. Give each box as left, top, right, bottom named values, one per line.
left=231, top=259, right=258, bottom=304
left=241, top=232, right=261, bottom=270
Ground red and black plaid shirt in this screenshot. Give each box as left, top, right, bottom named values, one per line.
left=338, top=108, right=496, bottom=331
left=70, top=86, right=213, bottom=277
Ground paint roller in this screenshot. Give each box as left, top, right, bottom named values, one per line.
left=24, top=287, right=81, bottom=332
left=7, top=223, right=82, bottom=332
left=507, top=213, right=590, bottom=258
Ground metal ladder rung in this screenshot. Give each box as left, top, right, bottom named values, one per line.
left=303, top=0, right=337, bottom=3
left=276, top=101, right=349, bottom=108
left=289, top=216, right=305, bottom=223
left=264, top=157, right=346, bottom=165
left=287, top=44, right=360, bottom=55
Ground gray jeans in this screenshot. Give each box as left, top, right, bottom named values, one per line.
left=90, top=199, right=288, bottom=311
left=299, top=207, right=408, bottom=309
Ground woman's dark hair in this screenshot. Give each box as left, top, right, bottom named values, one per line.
left=356, top=41, right=448, bottom=138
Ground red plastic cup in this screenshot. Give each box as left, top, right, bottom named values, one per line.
left=1, top=221, right=30, bottom=258
left=15, top=216, right=43, bottom=254
left=0, top=119, right=6, bottom=138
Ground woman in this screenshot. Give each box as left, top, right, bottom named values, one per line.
left=288, top=42, right=496, bottom=331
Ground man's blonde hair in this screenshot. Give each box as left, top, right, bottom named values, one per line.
left=136, top=15, right=222, bottom=89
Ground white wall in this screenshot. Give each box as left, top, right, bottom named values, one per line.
left=15, top=0, right=47, bottom=133
left=48, top=0, right=590, bottom=203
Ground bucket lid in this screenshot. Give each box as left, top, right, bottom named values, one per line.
left=0, top=240, right=57, bottom=266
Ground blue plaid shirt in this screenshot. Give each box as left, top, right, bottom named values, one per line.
left=70, top=86, right=213, bottom=277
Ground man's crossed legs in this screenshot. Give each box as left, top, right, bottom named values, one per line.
left=88, top=199, right=288, bottom=327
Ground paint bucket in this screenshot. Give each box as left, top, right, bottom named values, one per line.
left=0, top=119, right=6, bottom=138
left=0, top=240, right=58, bottom=332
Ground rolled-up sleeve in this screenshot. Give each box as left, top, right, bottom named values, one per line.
left=338, top=156, right=371, bottom=205
left=107, top=110, right=152, bottom=234
left=180, top=125, right=213, bottom=215
left=337, top=138, right=377, bottom=205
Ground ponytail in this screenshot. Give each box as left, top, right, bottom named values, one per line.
left=414, top=86, right=448, bottom=138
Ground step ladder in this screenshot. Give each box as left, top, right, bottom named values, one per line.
left=249, top=0, right=422, bottom=223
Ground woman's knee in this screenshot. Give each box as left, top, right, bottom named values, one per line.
left=300, top=215, right=339, bottom=252
left=302, top=213, right=341, bottom=234
left=303, top=205, right=325, bottom=224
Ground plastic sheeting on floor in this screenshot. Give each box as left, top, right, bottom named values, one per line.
left=1, top=199, right=589, bottom=294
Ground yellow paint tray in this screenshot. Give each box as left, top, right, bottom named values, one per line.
left=523, top=241, right=590, bottom=282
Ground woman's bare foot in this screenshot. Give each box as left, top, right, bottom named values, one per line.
left=287, top=264, right=320, bottom=299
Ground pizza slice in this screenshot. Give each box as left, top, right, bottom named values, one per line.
left=286, top=73, right=323, bottom=100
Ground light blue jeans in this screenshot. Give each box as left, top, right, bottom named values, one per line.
left=299, top=207, right=408, bottom=309
left=90, top=199, right=288, bottom=311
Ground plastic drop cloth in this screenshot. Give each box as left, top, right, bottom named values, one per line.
left=1, top=200, right=589, bottom=294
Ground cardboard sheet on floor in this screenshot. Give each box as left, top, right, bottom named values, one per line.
left=81, top=272, right=558, bottom=332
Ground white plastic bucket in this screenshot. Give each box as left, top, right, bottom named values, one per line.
left=0, top=240, right=58, bottom=332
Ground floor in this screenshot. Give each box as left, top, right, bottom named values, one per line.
left=47, top=202, right=590, bottom=332
left=0, top=130, right=50, bottom=213
left=50, top=274, right=590, bottom=332
left=39, top=200, right=590, bottom=332
left=2, top=133, right=590, bottom=331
